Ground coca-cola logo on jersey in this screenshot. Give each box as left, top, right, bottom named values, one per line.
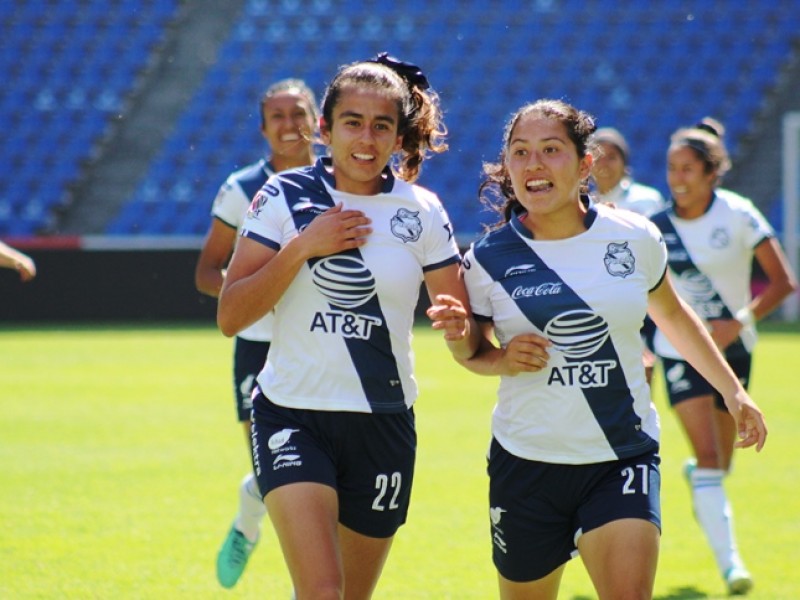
left=511, top=282, right=563, bottom=299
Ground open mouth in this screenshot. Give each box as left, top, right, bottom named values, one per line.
left=526, top=179, right=553, bottom=193
left=352, top=152, right=376, bottom=162
left=280, top=133, right=301, bottom=142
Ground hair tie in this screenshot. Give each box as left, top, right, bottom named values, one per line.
left=370, top=52, right=430, bottom=91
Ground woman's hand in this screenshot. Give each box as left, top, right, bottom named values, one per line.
left=499, top=333, right=551, bottom=376
left=427, top=294, right=469, bottom=341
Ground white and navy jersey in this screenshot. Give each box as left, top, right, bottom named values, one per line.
left=211, top=158, right=275, bottom=342
left=596, top=176, right=666, bottom=217
left=464, top=202, right=666, bottom=464
left=241, top=158, right=460, bottom=414
left=650, top=190, right=774, bottom=360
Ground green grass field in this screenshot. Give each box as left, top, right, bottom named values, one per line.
left=1, top=322, right=798, bottom=599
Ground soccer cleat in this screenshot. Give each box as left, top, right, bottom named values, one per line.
left=725, top=566, right=753, bottom=595
left=216, top=524, right=258, bottom=589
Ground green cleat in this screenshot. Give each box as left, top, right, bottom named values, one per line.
left=216, top=525, right=258, bottom=589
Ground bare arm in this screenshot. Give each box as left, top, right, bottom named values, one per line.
left=423, top=263, right=480, bottom=361
left=648, top=273, right=767, bottom=451
left=710, top=237, right=799, bottom=349
left=427, top=286, right=551, bottom=377
left=750, top=237, right=798, bottom=318
left=217, top=203, right=372, bottom=337
left=0, top=240, right=36, bottom=282
left=194, top=219, right=237, bottom=298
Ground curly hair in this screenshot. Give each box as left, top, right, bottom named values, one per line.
left=479, top=99, right=596, bottom=228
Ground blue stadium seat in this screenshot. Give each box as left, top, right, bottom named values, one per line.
left=3, top=0, right=798, bottom=238
left=0, top=0, right=179, bottom=235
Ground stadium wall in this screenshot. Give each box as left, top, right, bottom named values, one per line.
left=0, top=237, right=216, bottom=323
left=0, top=237, right=435, bottom=323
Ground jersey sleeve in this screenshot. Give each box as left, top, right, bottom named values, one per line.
left=739, top=199, right=775, bottom=248
left=240, top=178, right=285, bottom=251
left=422, top=195, right=461, bottom=271
left=642, top=218, right=669, bottom=290
left=462, top=245, right=494, bottom=320
left=211, top=176, right=249, bottom=230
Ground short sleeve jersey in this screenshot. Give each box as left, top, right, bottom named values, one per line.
left=241, top=158, right=460, bottom=414
left=211, top=158, right=276, bottom=342
left=650, top=189, right=774, bottom=359
left=597, top=176, right=666, bottom=217
left=464, top=202, right=666, bottom=464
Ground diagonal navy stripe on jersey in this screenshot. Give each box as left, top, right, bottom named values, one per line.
left=281, top=160, right=405, bottom=413
left=472, top=214, right=656, bottom=459
left=650, top=204, right=747, bottom=359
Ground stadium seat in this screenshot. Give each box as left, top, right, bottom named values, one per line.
left=3, top=0, right=798, bottom=238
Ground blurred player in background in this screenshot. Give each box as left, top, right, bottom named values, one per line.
left=428, top=98, right=768, bottom=600
left=0, top=240, right=36, bottom=281
left=591, top=126, right=666, bottom=217
left=194, top=78, right=319, bottom=589
left=218, top=52, right=474, bottom=599
left=651, top=120, right=796, bottom=595
left=591, top=126, right=666, bottom=384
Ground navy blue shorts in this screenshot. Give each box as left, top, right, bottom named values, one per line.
left=232, top=337, right=270, bottom=422
left=251, top=391, right=416, bottom=538
left=661, top=354, right=751, bottom=410
left=487, top=439, right=661, bottom=582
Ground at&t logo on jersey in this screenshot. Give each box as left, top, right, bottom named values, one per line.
left=679, top=269, right=724, bottom=319
left=544, top=309, right=616, bottom=388
left=310, top=255, right=382, bottom=339
left=604, top=241, right=635, bottom=278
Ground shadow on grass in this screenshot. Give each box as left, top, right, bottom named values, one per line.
left=570, top=587, right=709, bottom=600
left=655, top=587, right=709, bottom=599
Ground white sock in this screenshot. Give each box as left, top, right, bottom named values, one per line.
left=689, top=467, right=745, bottom=574
left=234, top=473, right=267, bottom=543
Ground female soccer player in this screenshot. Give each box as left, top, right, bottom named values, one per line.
left=428, top=99, right=767, bottom=600
left=650, top=121, right=796, bottom=595
left=194, top=78, right=318, bottom=589
left=218, top=54, right=475, bottom=599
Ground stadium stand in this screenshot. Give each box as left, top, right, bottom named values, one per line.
left=0, top=0, right=179, bottom=236
left=2, top=0, right=799, bottom=241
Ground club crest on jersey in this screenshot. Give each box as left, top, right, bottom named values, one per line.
left=604, top=241, right=635, bottom=278
left=390, top=208, right=422, bottom=242
left=710, top=227, right=730, bottom=249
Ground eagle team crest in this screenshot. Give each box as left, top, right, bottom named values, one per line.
left=390, top=208, right=422, bottom=242
left=604, top=241, right=635, bottom=278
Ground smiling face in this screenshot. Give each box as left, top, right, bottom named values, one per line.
left=666, top=144, right=716, bottom=218
left=320, top=86, right=403, bottom=195
left=591, top=141, right=626, bottom=194
left=260, top=90, right=316, bottom=170
left=506, top=114, right=592, bottom=226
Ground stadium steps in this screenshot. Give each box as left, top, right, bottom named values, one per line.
left=56, top=0, right=247, bottom=234
left=726, top=37, right=800, bottom=220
